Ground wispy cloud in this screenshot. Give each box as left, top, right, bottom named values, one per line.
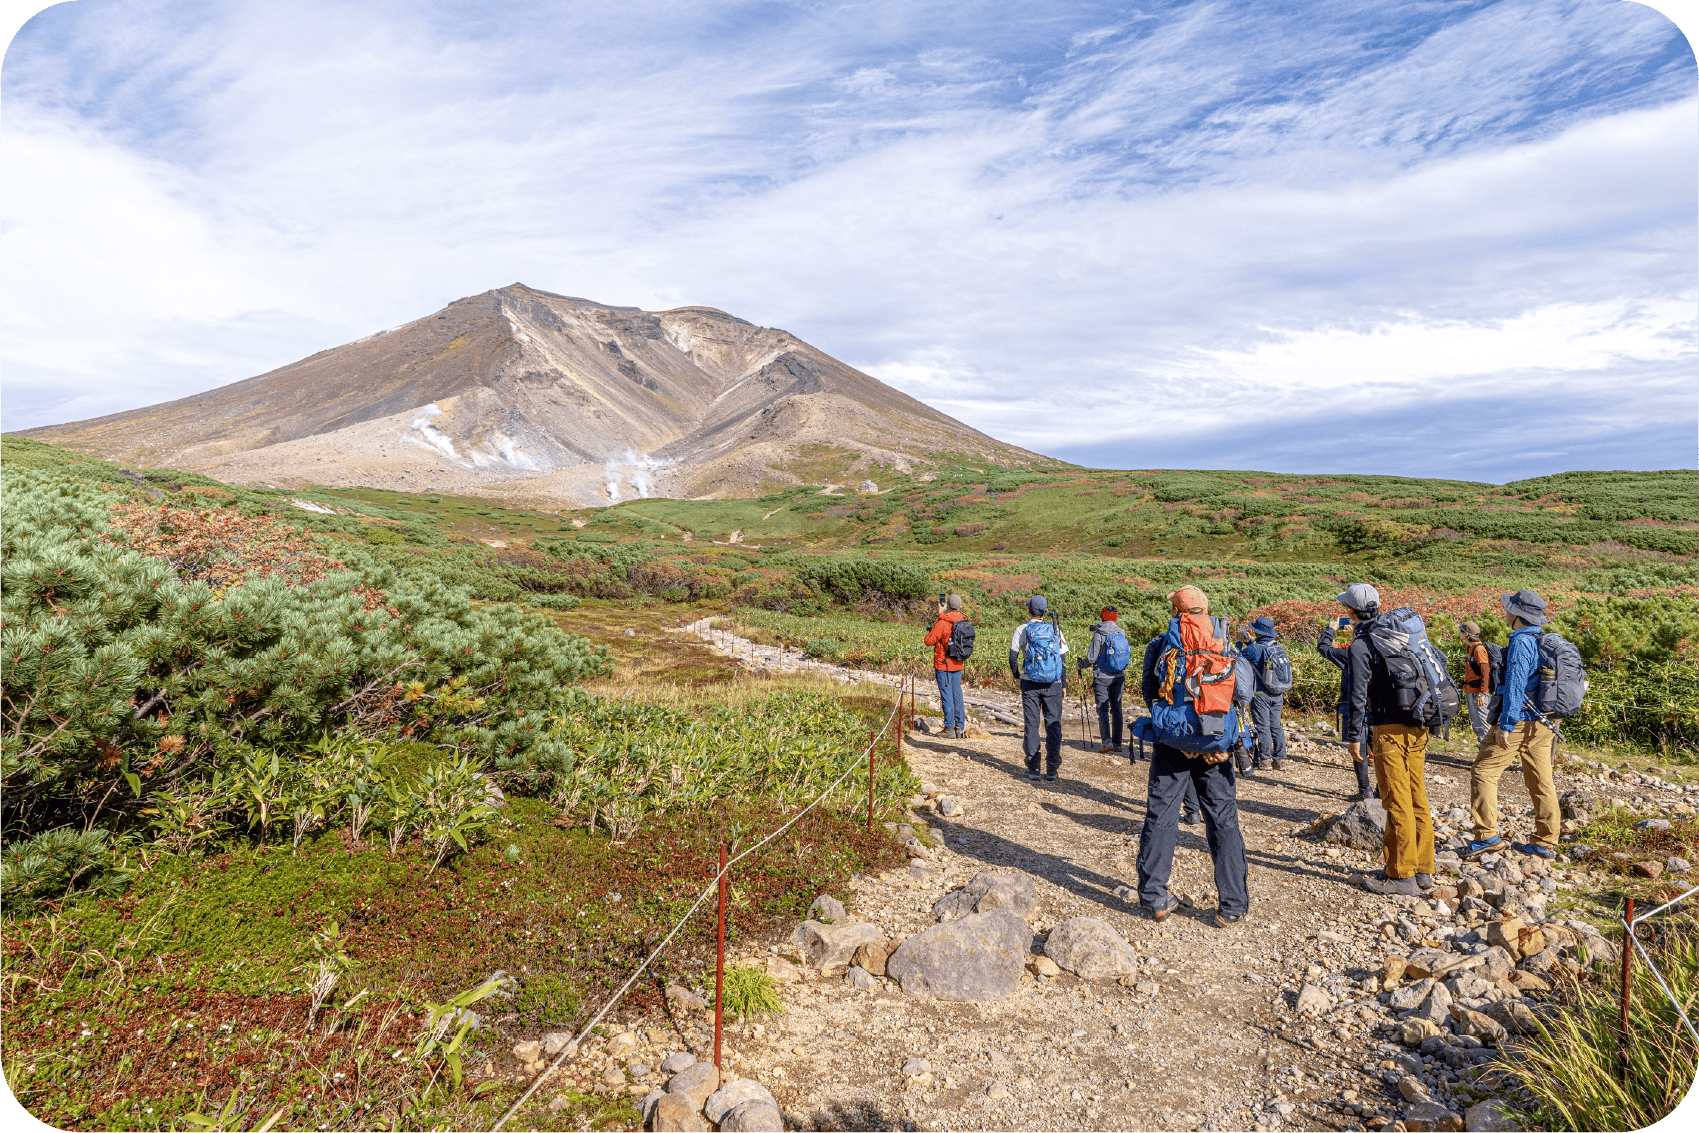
left=1, top=0, right=1692, bottom=480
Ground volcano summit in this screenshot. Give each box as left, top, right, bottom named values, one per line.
left=25, top=285, right=1046, bottom=506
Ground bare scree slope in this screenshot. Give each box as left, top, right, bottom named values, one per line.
left=26, top=285, right=1045, bottom=506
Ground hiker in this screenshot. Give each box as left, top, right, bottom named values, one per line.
left=1079, top=606, right=1131, bottom=753
left=1132, top=585, right=1250, bottom=927
left=1318, top=616, right=1374, bottom=800
left=924, top=594, right=970, bottom=738
left=1465, top=590, right=1563, bottom=862
left=1009, top=595, right=1069, bottom=782
left=1459, top=621, right=1495, bottom=742
left=1340, top=584, right=1435, bottom=896
left=1238, top=616, right=1290, bottom=775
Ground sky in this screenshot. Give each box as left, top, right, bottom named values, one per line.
left=1, top=0, right=1695, bottom=483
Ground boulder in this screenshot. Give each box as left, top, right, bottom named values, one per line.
left=1293, top=982, right=1334, bottom=1016
left=808, top=894, right=846, bottom=923
left=666, top=1062, right=720, bottom=1110
left=640, top=1090, right=666, bottom=1124
left=1486, top=918, right=1545, bottom=961
left=885, top=909, right=1032, bottom=1001
left=705, top=1080, right=777, bottom=1125
left=650, top=1093, right=708, bottom=1132
left=1043, top=917, right=1141, bottom=980
left=791, top=920, right=884, bottom=969
left=1518, top=949, right=1555, bottom=976
left=847, top=966, right=878, bottom=990
left=660, top=1052, right=696, bottom=1074
left=932, top=871, right=1040, bottom=922
left=1667, top=857, right=1693, bottom=875
left=1464, top=1099, right=1523, bottom=1132
left=718, top=1101, right=784, bottom=1132
left=1320, top=798, right=1389, bottom=851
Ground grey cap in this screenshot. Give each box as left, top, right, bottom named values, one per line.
left=1460, top=621, right=1481, bottom=638
left=1028, top=595, right=1048, bottom=615
left=1501, top=589, right=1549, bottom=626
left=946, top=593, right=963, bottom=611
left=1337, top=583, right=1381, bottom=612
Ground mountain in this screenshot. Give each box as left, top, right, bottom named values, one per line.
left=21, top=285, right=1049, bottom=507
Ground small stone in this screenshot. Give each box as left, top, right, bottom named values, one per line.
left=1667, top=857, right=1692, bottom=874
left=938, top=796, right=965, bottom=818
left=1030, top=955, right=1061, bottom=978
left=660, top=1052, right=696, bottom=1074
left=1404, top=1100, right=1462, bottom=1132
left=903, top=1057, right=932, bottom=1077
left=851, top=940, right=890, bottom=976
left=808, top=894, right=847, bottom=924
left=1464, top=1099, right=1523, bottom=1131
left=601, top=1065, right=626, bottom=1087
left=764, top=956, right=799, bottom=982
left=1634, top=818, right=1672, bottom=832
left=791, top=919, right=884, bottom=968
left=1484, top=998, right=1539, bottom=1036
left=718, top=1100, right=784, bottom=1132
left=1383, top=956, right=1409, bottom=985
left=650, top=1092, right=709, bottom=1132
left=986, top=1082, right=1011, bottom=1100
left=886, top=910, right=1033, bottom=1001
left=1294, top=982, right=1334, bottom=1016
left=608, top=1030, right=638, bottom=1053
left=512, top=1040, right=542, bottom=1063
left=1389, top=979, right=1435, bottom=1012
left=541, top=1031, right=575, bottom=1057
left=1452, top=1006, right=1508, bottom=1044
left=666, top=985, right=707, bottom=1012
left=1634, top=861, right=1665, bottom=879
left=1398, top=1075, right=1433, bottom=1103
left=667, top=1062, right=721, bottom=1109
left=1044, top=916, right=1140, bottom=979
left=705, top=1079, right=777, bottom=1125
left=1401, top=1019, right=1442, bottom=1045
left=1508, top=971, right=1549, bottom=993
left=847, top=966, right=878, bottom=991
left=1135, top=981, right=1160, bottom=996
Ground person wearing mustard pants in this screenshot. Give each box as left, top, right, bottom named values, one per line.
left=1373, top=724, right=1436, bottom=881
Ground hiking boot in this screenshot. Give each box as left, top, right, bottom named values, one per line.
left=1025, top=768, right=1041, bottom=781
left=1271, top=759, right=1287, bottom=771
left=1362, top=875, right=1422, bottom=897
left=1044, top=773, right=1059, bottom=783
left=1350, top=787, right=1373, bottom=802
left=1098, top=745, right=1117, bottom=754
left=1211, top=910, right=1245, bottom=928
left=1179, top=810, right=1199, bottom=826
left=1463, top=836, right=1505, bottom=859
left=1414, top=873, right=1435, bottom=891
left=1150, top=899, right=1179, bottom=922
left=1513, top=842, right=1557, bottom=860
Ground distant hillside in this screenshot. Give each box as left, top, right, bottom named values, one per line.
left=21, top=284, right=1055, bottom=507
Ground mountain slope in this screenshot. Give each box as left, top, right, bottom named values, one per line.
left=23, top=285, right=1049, bottom=505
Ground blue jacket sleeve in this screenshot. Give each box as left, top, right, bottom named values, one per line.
left=1498, top=630, right=1542, bottom=731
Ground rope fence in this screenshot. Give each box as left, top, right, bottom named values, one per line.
left=1619, top=885, right=1699, bottom=1061
left=489, top=691, right=908, bottom=1132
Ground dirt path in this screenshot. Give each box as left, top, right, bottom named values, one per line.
left=674, top=619, right=1493, bottom=1132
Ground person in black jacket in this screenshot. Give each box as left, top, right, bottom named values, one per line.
left=1133, top=585, right=1249, bottom=926
left=1339, top=583, right=1434, bottom=897
left=1317, top=619, right=1374, bottom=801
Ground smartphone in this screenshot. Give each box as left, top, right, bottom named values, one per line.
left=1337, top=616, right=1352, bottom=628
left=939, top=592, right=947, bottom=605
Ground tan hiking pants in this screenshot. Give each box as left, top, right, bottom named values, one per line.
left=1471, top=719, right=1560, bottom=850
left=1373, top=724, right=1435, bottom=880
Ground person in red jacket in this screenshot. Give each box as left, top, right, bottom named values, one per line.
left=924, top=594, right=968, bottom=738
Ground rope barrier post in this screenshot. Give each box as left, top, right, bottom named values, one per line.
left=1619, top=895, right=1635, bottom=1080
left=715, top=844, right=727, bottom=1071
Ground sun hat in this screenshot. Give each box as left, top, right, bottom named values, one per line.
left=1247, top=616, right=1277, bottom=638
left=1501, top=589, right=1549, bottom=626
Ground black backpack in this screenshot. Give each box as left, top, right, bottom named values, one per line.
left=1485, top=642, right=1505, bottom=691
left=1532, top=633, right=1588, bottom=719
left=946, top=620, right=976, bottom=661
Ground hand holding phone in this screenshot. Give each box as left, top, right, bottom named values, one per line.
left=1337, top=616, right=1352, bottom=628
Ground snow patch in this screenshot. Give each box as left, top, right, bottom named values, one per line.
left=289, top=498, right=338, bottom=514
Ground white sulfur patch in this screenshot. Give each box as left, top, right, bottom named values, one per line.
left=404, top=403, right=465, bottom=463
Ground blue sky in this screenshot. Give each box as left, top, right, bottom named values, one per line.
left=1, top=0, right=1694, bottom=482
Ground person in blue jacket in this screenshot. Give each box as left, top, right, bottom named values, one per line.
left=1238, top=617, right=1288, bottom=775
left=1078, top=606, right=1131, bottom=753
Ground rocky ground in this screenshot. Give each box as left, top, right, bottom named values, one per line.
left=504, top=622, right=1699, bottom=1133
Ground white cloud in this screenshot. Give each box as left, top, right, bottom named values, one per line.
left=0, top=0, right=1692, bottom=477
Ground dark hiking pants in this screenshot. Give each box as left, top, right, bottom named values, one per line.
left=1251, top=693, right=1287, bottom=765
left=1136, top=743, right=1250, bottom=916
left=1020, top=678, right=1064, bottom=774
left=1094, top=671, right=1125, bottom=749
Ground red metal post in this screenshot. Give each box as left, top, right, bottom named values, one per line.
left=1619, top=896, right=1634, bottom=1078
left=715, top=844, right=727, bottom=1070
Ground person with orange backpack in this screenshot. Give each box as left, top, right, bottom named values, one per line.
left=1128, top=585, right=1251, bottom=927
left=1458, top=621, right=1496, bottom=742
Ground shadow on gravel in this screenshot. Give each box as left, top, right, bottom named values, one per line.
left=803, top=1100, right=907, bottom=1131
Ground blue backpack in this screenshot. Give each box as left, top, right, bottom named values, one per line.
left=1021, top=620, right=1064, bottom=682
left=1130, top=615, right=1249, bottom=755
left=1256, top=641, right=1293, bottom=695
left=1098, top=628, right=1131, bottom=675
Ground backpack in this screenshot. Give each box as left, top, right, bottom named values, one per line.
left=1484, top=642, right=1505, bottom=692
left=1097, top=628, right=1131, bottom=675
left=1363, top=607, right=1461, bottom=736
left=1531, top=632, right=1588, bottom=719
left=1256, top=641, right=1293, bottom=695
left=1132, top=614, right=1246, bottom=754
left=1021, top=620, right=1064, bottom=682
left=946, top=619, right=976, bottom=662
